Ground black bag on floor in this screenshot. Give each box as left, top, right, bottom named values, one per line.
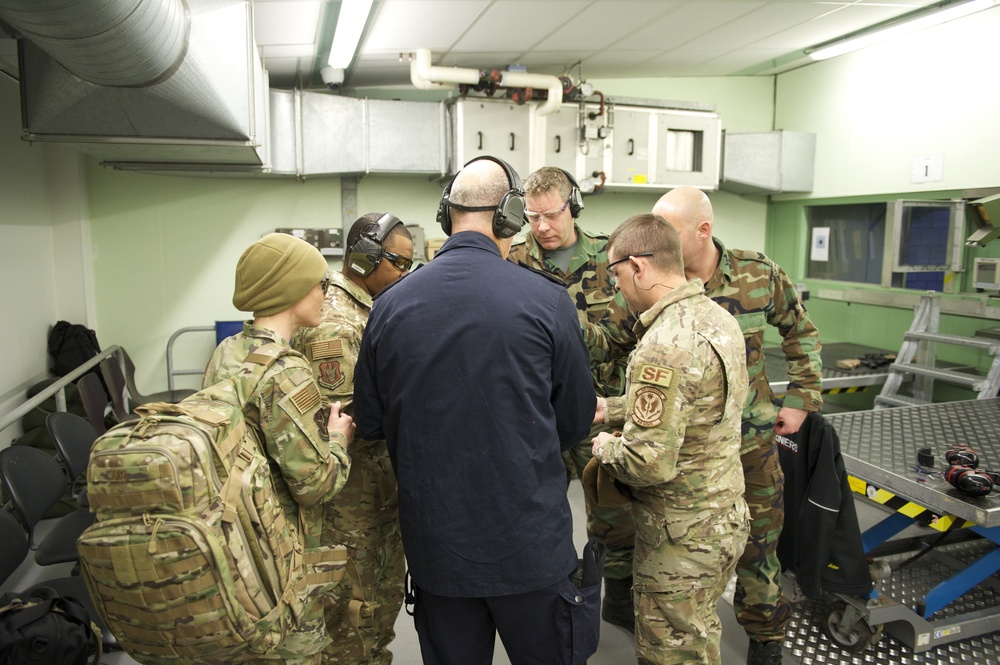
left=48, top=321, right=102, bottom=377
left=0, top=586, right=102, bottom=665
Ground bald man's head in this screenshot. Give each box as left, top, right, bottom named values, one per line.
left=652, top=186, right=713, bottom=232
left=651, top=186, right=717, bottom=281
left=450, top=159, right=509, bottom=211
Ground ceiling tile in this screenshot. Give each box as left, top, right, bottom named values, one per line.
left=362, top=0, right=492, bottom=53
left=752, top=2, right=931, bottom=49
left=451, top=1, right=590, bottom=54
left=254, top=1, right=324, bottom=46
left=539, top=1, right=687, bottom=51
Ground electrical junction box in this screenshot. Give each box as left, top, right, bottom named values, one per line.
left=973, top=257, right=1000, bottom=291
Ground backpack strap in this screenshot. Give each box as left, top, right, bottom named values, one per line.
left=344, top=558, right=371, bottom=656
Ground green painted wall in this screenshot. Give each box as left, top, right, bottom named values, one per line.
left=86, top=76, right=776, bottom=394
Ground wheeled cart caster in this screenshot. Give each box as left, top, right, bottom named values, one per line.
left=821, top=600, right=883, bottom=653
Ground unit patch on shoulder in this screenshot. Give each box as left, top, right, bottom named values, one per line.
left=318, top=360, right=345, bottom=391
left=631, top=386, right=666, bottom=428
left=310, top=339, right=344, bottom=360
left=289, top=382, right=321, bottom=414
left=637, top=364, right=675, bottom=388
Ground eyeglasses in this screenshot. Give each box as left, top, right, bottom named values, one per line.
left=607, top=252, right=654, bottom=286
left=320, top=275, right=331, bottom=295
left=381, top=249, right=413, bottom=273
left=525, top=198, right=570, bottom=224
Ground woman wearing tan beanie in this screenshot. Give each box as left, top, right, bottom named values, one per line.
left=203, top=232, right=355, bottom=663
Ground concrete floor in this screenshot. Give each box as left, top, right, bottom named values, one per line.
left=6, top=481, right=795, bottom=665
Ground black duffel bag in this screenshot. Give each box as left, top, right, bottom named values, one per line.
left=0, top=586, right=101, bottom=665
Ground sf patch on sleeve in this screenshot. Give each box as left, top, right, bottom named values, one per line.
left=629, top=364, right=676, bottom=429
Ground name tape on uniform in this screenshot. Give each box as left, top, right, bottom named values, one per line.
left=637, top=364, right=674, bottom=388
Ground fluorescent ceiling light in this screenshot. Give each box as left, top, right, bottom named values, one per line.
left=808, top=0, right=997, bottom=61
left=328, top=0, right=374, bottom=69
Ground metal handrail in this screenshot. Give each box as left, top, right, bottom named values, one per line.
left=0, top=345, right=122, bottom=435
left=165, top=326, right=214, bottom=393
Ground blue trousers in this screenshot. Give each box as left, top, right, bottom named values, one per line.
left=411, top=577, right=600, bottom=665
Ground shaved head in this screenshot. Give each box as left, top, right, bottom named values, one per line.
left=652, top=186, right=713, bottom=231
left=651, top=186, right=717, bottom=284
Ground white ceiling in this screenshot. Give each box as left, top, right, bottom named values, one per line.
left=254, top=0, right=945, bottom=89
left=0, top=0, right=947, bottom=91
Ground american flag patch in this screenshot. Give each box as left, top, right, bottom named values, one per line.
left=289, top=383, right=321, bottom=413
left=310, top=339, right=344, bottom=360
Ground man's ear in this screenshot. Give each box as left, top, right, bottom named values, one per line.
left=631, top=255, right=647, bottom=279
left=696, top=219, right=712, bottom=240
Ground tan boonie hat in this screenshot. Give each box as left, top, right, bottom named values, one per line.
left=581, top=457, right=634, bottom=508
left=233, top=233, right=328, bottom=317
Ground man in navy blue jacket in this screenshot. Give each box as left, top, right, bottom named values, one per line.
left=354, top=156, right=599, bottom=665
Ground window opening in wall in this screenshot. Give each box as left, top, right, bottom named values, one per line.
left=893, top=204, right=951, bottom=291
left=886, top=200, right=965, bottom=294
left=806, top=199, right=965, bottom=294
left=806, top=203, right=885, bottom=284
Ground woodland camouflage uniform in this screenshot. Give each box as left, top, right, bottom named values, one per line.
left=507, top=226, right=637, bottom=580
left=704, top=237, right=822, bottom=644
left=294, top=272, right=405, bottom=665
left=204, top=323, right=353, bottom=663
left=595, top=279, right=750, bottom=665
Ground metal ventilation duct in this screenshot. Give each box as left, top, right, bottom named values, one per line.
left=1, top=0, right=267, bottom=168
left=0, top=0, right=188, bottom=87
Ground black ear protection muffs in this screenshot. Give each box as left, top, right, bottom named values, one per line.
left=944, top=465, right=994, bottom=497
left=436, top=156, right=526, bottom=239
left=945, top=446, right=979, bottom=468
left=558, top=168, right=585, bottom=219
left=347, top=213, right=403, bottom=277
left=943, top=446, right=995, bottom=498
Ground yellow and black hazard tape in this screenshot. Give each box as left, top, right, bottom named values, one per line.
left=847, top=475, right=972, bottom=532
left=772, top=385, right=868, bottom=396
left=823, top=386, right=866, bottom=395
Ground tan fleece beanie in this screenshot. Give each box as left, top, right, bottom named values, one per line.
left=233, top=233, right=328, bottom=317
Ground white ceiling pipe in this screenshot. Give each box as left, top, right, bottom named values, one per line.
left=411, top=48, right=563, bottom=115
left=410, top=48, right=479, bottom=90
left=498, top=70, right=562, bottom=116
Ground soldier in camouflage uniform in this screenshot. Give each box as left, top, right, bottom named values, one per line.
left=204, top=232, right=356, bottom=664
left=653, top=187, right=823, bottom=665
left=293, top=213, right=413, bottom=665
left=591, top=213, right=750, bottom=665
left=506, top=166, right=639, bottom=630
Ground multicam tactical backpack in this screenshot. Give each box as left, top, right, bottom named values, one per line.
left=77, top=344, right=348, bottom=665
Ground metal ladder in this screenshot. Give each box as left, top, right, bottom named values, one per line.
left=874, top=293, right=1000, bottom=408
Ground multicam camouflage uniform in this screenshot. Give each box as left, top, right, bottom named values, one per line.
left=703, top=238, right=822, bottom=644
left=293, top=272, right=405, bottom=665
left=204, top=322, right=353, bottom=664
left=594, top=280, right=750, bottom=665
left=507, top=226, right=637, bottom=578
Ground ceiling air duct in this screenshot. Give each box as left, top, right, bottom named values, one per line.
left=0, top=0, right=268, bottom=169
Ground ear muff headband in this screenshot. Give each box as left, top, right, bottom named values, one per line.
left=347, top=213, right=403, bottom=277
left=558, top=168, right=585, bottom=219
left=437, top=156, right=526, bottom=239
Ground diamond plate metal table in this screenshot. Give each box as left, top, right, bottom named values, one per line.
left=799, top=400, right=1000, bottom=661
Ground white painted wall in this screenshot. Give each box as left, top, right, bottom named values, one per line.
left=774, top=6, right=1000, bottom=199
left=0, top=77, right=91, bottom=446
